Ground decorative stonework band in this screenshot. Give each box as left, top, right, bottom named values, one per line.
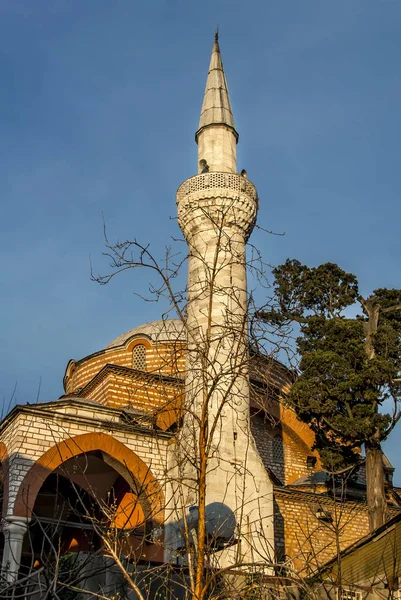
left=176, top=172, right=258, bottom=203
left=176, top=173, right=258, bottom=240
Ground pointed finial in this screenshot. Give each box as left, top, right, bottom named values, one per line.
left=196, top=30, right=238, bottom=145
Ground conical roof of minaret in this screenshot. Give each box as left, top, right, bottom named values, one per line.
left=196, top=32, right=238, bottom=141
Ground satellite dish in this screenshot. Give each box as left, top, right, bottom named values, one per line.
left=204, top=502, right=236, bottom=541
left=164, top=502, right=237, bottom=555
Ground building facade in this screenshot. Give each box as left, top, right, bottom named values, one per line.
left=1, top=34, right=399, bottom=596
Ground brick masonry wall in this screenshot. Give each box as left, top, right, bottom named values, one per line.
left=65, top=341, right=186, bottom=394
left=85, top=371, right=182, bottom=414
left=274, top=488, right=401, bottom=574
left=282, top=428, right=312, bottom=484
left=251, top=410, right=320, bottom=486
left=251, top=411, right=285, bottom=483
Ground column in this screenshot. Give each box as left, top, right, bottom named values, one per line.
left=1, top=516, right=30, bottom=583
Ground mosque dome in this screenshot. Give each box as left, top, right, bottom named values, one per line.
left=106, top=319, right=185, bottom=349
left=63, top=318, right=186, bottom=396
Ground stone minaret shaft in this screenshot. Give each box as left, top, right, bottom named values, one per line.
left=176, top=34, right=273, bottom=560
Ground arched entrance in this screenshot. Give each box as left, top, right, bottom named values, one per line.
left=27, top=450, right=149, bottom=558
left=13, top=432, right=164, bottom=523
left=10, top=433, right=164, bottom=582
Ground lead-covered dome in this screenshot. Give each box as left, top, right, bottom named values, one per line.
left=106, top=319, right=185, bottom=349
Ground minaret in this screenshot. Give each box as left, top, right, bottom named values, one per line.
left=175, top=33, right=274, bottom=563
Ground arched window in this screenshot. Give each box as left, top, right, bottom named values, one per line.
left=132, top=344, right=147, bottom=371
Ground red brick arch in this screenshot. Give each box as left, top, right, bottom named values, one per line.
left=0, top=443, right=7, bottom=462
left=13, top=432, right=164, bottom=522
left=126, top=338, right=153, bottom=352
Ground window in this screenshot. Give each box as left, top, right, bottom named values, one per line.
left=337, top=589, right=362, bottom=600
left=307, top=455, right=317, bottom=469
left=132, top=344, right=146, bottom=371
left=272, top=435, right=284, bottom=463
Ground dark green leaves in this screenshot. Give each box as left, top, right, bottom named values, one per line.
left=272, top=260, right=359, bottom=319
left=266, top=259, right=401, bottom=471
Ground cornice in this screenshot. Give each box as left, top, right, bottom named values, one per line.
left=0, top=399, right=174, bottom=440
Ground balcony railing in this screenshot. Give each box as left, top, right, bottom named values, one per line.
left=177, top=172, right=258, bottom=203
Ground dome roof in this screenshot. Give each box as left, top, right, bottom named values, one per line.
left=106, top=319, right=185, bottom=349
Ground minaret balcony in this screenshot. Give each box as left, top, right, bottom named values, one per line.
left=177, top=172, right=258, bottom=204
left=176, top=173, right=259, bottom=239
left=177, top=171, right=259, bottom=241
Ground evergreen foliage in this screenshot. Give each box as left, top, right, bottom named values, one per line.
left=263, top=259, right=401, bottom=471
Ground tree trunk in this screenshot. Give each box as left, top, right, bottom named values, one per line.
left=362, top=301, right=387, bottom=532
left=365, top=442, right=387, bottom=531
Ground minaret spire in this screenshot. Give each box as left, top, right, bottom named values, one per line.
left=196, top=33, right=238, bottom=173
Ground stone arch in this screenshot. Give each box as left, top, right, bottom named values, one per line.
left=13, top=432, right=164, bottom=522
left=126, top=337, right=152, bottom=352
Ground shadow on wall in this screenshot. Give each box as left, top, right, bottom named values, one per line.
left=250, top=412, right=285, bottom=485
left=273, top=498, right=285, bottom=564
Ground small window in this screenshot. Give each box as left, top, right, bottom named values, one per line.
left=307, top=455, right=317, bottom=469
left=132, top=344, right=146, bottom=371
left=272, top=435, right=284, bottom=463
left=337, top=589, right=362, bottom=600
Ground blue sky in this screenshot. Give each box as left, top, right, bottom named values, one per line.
left=1, top=1, right=401, bottom=479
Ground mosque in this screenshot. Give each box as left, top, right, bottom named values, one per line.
left=1, top=33, right=400, bottom=595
